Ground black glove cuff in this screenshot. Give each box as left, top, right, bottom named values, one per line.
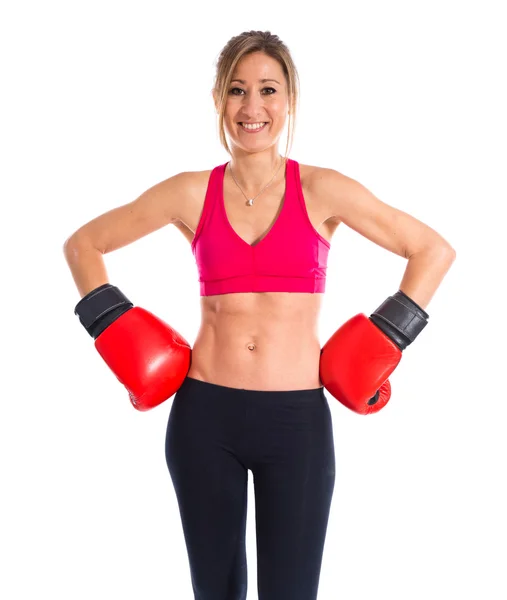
left=369, top=290, right=429, bottom=351
left=74, top=284, right=133, bottom=339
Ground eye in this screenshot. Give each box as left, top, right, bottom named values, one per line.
left=228, top=87, right=277, bottom=96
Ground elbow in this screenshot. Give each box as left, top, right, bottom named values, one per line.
left=411, top=243, right=457, bottom=262
left=62, top=235, right=73, bottom=254
left=63, top=234, right=81, bottom=258
left=441, top=244, right=457, bottom=261
left=433, top=244, right=457, bottom=263
left=63, top=235, right=74, bottom=257
left=62, top=232, right=97, bottom=260
left=432, top=234, right=457, bottom=261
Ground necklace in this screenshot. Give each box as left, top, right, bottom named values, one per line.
left=228, top=156, right=286, bottom=207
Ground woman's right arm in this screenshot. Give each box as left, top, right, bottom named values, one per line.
left=63, top=171, right=194, bottom=298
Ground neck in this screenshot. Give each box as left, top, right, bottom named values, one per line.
left=228, top=151, right=286, bottom=191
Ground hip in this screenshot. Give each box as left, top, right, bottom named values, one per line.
left=168, top=376, right=333, bottom=452
left=166, top=376, right=335, bottom=475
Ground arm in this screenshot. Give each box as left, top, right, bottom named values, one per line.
left=63, top=170, right=195, bottom=298
left=314, top=168, right=456, bottom=413
left=62, top=170, right=196, bottom=410
left=311, top=168, right=456, bottom=309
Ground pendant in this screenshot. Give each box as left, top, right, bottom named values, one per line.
left=247, top=199, right=254, bottom=206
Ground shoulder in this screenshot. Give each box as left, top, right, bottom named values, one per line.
left=298, top=162, right=347, bottom=189
left=297, top=162, right=347, bottom=222
left=173, top=168, right=213, bottom=208
left=170, top=168, right=213, bottom=230
left=180, top=167, right=213, bottom=189
left=297, top=162, right=391, bottom=225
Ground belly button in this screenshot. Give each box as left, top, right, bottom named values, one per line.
left=247, top=343, right=256, bottom=351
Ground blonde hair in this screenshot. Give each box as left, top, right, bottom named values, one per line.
left=212, top=30, right=300, bottom=159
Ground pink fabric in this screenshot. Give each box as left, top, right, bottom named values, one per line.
left=191, top=158, right=331, bottom=296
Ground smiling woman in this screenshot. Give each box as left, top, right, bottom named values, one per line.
left=63, top=28, right=455, bottom=600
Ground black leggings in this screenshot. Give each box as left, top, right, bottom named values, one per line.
left=165, top=376, right=336, bottom=600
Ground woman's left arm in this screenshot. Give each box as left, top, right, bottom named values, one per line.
left=312, top=168, right=457, bottom=310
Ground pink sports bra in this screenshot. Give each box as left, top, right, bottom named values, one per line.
left=191, top=158, right=331, bottom=296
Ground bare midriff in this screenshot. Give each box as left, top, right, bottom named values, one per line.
left=187, top=292, right=325, bottom=390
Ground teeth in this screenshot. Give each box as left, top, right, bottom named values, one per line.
left=241, top=122, right=266, bottom=130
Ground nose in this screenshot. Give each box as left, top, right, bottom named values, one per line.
left=239, top=91, right=266, bottom=120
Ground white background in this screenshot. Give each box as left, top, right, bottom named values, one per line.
left=1, top=0, right=505, bottom=598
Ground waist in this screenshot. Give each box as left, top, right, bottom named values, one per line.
left=188, top=324, right=323, bottom=391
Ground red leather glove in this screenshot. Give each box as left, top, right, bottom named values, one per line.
left=74, top=284, right=191, bottom=411
left=320, top=290, right=429, bottom=415
left=320, top=314, right=400, bottom=414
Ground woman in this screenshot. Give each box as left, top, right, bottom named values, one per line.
left=64, top=31, right=456, bottom=600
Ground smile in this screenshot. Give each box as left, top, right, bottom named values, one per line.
left=239, top=122, right=268, bottom=133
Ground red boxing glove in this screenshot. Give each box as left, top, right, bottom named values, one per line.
left=320, top=291, right=429, bottom=415
left=95, top=307, right=191, bottom=411
left=75, top=284, right=191, bottom=411
left=320, top=314, right=401, bottom=415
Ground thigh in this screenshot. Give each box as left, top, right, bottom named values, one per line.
left=252, top=389, right=336, bottom=600
left=165, top=378, right=249, bottom=600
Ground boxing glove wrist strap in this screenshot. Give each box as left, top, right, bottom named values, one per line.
left=369, top=289, right=429, bottom=351
left=74, top=283, right=133, bottom=339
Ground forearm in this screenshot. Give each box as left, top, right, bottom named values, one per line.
left=398, top=245, right=456, bottom=310
left=63, top=237, right=110, bottom=298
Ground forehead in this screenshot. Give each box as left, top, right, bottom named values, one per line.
left=232, top=52, right=283, bottom=80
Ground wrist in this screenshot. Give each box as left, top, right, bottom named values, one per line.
left=369, top=290, right=429, bottom=350
left=74, top=284, right=133, bottom=339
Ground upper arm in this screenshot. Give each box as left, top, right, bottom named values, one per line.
left=313, top=168, right=454, bottom=259
left=64, top=171, right=195, bottom=254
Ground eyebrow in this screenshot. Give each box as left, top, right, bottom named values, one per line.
left=230, top=78, right=281, bottom=85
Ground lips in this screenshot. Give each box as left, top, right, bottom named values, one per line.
left=238, top=122, right=268, bottom=133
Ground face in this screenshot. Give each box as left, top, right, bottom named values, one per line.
left=215, top=52, right=289, bottom=153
